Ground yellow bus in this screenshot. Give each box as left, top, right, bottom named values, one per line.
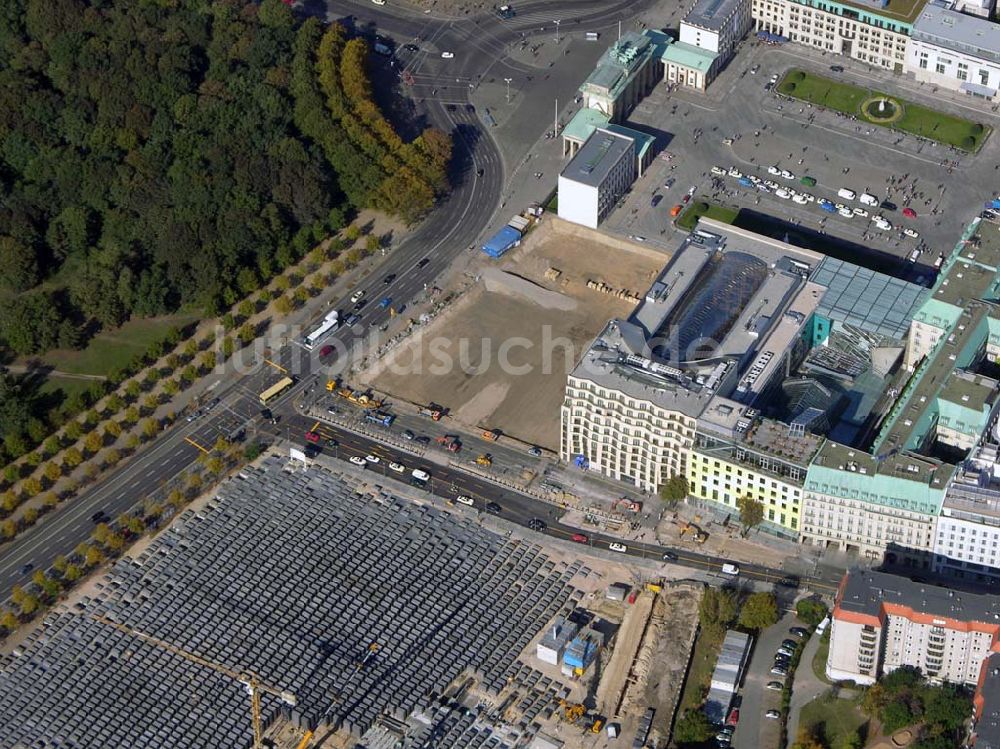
left=259, top=376, right=294, bottom=406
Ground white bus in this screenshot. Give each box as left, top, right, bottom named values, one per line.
left=303, top=312, right=339, bottom=350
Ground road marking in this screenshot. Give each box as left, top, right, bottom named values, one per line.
left=183, top=437, right=209, bottom=454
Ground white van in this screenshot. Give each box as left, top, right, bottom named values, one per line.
left=816, top=616, right=830, bottom=635
left=411, top=469, right=430, bottom=483
left=456, top=495, right=474, bottom=506
left=585, top=32, right=601, bottom=41
left=837, top=188, right=856, bottom=201
left=721, top=563, right=740, bottom=576
left=859, top=193, right=879, bottom=207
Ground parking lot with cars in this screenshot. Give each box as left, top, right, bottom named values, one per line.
left=603, top=39, right=1000, bottom=260
left=730, top=612, right=810, bottom=749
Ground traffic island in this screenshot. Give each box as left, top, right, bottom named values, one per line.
left=777, top=68, right=991, bottom=152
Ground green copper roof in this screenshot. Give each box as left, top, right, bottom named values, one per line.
left=562, top=108, right=611, bottom=143
left=661, top=41, right=717, bottom=72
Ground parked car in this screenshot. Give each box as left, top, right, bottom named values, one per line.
left=609, top=542, right=628, bottom=553
left=726, top=709, right=740, bottom=726
left=766, top=681, right=784, bottom=691
left=800, top=175, right=817, bottom=187
left=528, top=446, right=542, bottom=457
left=830, top=64, right=844, bottom=72
left=571, top=533, right=589, bottom=543
left=441, top=51, right=454, bottom=59
left=364, top=454, right=380, bottom=464
left=456, top=495, right=475, bottom=506
left=651, top=195, right=662, bottom=207
left=790, top=627, right=809, bottom=638
left=663, top=551, right=679, bottom=561
left=485, top=501, right=502, bottom=515
left=415, top=435, right=431, bottom=445
left=904, top=228, right=920, bottom=238
left=782, top=639, right=799, bottom=650
left=670, top=204, right=683, bottom=217
left=766, top=710, right=781, bottom=719
left=771, top=665, right=789, bottom=676
left=402, top=430, right=415, bottom=440
left=528, top=518, right=547, bottom=531
left=349, top=456, right=367, bottom=467
left=389, top=462, right=406, bottom=473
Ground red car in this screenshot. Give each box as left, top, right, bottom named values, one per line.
left=902, top=207, right=917, bottom=218
left=726, top=708, right=740, bottom=726
left=304, top=431, right=321, bottom=444
left=682, top=194, right=692, bottom=204
left=571, top=533, right=589, bottom=543
left=319, top=344, right=334, bottom=356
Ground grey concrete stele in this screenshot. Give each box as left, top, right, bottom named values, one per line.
left=0, top=456, right=582, bottom=749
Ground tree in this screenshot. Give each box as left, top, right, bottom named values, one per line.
left=84, top=431, right=103, bottom=454
left=659, top=474, right=689, bottom=504
left=736, top=495, right=765, bottom=531
left=63, top=564, right=82, bottom=582
left=739, top=592, right=779, bottom=630
left=142, top=419, right=159, bottom=439
left=64, top=421, right=83, bottom=441
left=882, top=701, right=915, bottom=732
left=699, top=587, right=738, bottom=634
left=52, top=555, right=68, bottom=574
left=63, top=447, right=83, bottom=468
left=22, top=477, right=41, bottom=498
left=104, top=421, right=122, bottom=439
left=791, top=727, right=826, bottom=749
left=237, top=323, right=255, bottom=345
left=796, top=599, right=829, bottom=628
left=274, top=295, right=293, bottom=315
left=0, top=237, right=39, bottom=292
left=125, top=381, right=141, bottom=400
left=365, top=234, right=379, bottom=253
left=0, top=611, right=20, bottom=632
left=44, top=462, right=62, bottom=483
left=123, top=406, right=140, bottom=425
left=673, top=710, right=714, bottom=745
left=922, top=685, right=969, bottom=732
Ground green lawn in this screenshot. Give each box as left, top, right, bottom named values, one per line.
left=799, top=691, right=867, bottom=748
left=679, top=625, right=725, bottom=713
left=778, top=69, right=990, bottom=152
left=37, top=314, right=197, bottom=377
left=812, top=631, right=832, bottom=685
left=677, top=201, right=740, bottom=231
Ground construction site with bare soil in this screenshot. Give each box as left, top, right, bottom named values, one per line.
left=358, top=219, right=667, bottom=451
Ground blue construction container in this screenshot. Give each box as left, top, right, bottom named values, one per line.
left=563, top=634, right=598, bottom=673
left=481, top=226, right=522, bottom=258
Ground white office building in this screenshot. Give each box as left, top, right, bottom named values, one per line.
left=907, top=0, right=1000, bottom=101
left=681, top=0, right=753, bottom=79
left=752, top=0, right=911, bottom=71
left=557, top=128, right=638, bottom=229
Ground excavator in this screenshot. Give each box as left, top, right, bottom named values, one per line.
left=475, top=454, right=493, bottom=467
left=557, top=699, right=586, bottom=724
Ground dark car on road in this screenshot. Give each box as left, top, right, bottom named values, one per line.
left=651, top=195, right=662, bottom=207
left=790, top=627, right=809, bottom=638
left=319, top=344, right=335, bottom=357
left=881, top=200, right=898, bottom=211
left=344, top=313, right=360, bottom=326
left=383, top=274, right=396, bottom=285
left=91, top=510, right=108, bottom=524
left=415, top=435, right=431, bottom=445
left=417, top=258, right=430, bottom=269
left=830, top=64, right=844, bottom=72
left=353, top=300, right=367, bottom=312
left=485, top=502, right=502, bottom=515
left=663, top=551, right=679, bottom=561
left=528, top=518, right=546, bottom=531
left=20, top=563, right=33, bottom=576
left=403, top=43, right=419, bottom=52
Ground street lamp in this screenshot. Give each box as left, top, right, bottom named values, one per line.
left=504, top=77, right=512, bottom=104
left=553, top=19, right=561, bottom=43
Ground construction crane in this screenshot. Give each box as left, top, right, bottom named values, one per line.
left=92, top=615, right=297, bottom=749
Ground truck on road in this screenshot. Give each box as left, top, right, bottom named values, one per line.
left=437, top=435, right=461, bottom=453
left=365, top=411, right=395, bottom=427
left=419, top=404, right=444, bottom=421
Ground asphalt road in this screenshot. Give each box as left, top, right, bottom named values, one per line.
left=283, top=409, right=843, bottom=595
left=0, top=0, right=651, bottom=593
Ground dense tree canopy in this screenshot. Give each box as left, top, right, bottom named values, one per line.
left=0, top=0, right=451, bottom=356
